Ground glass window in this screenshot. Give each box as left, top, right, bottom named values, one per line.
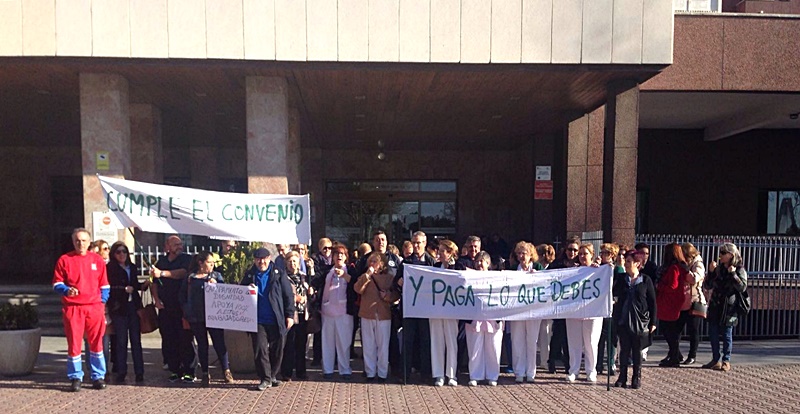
left=420, top=181, right=457, bottom=192
left=420, top=202, right=456, bottom=234
left=767, top=191, right=800, bottom=235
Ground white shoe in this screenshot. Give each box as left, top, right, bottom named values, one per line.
left=447, top=378, right=458, bottom=387
left=566, top=373, right=576, bottom=383
left=641, top=348, right=649, bottom=361
left=526, top=376, right=535, bottom=383
left=468, top=380, right=478, bottom=387
left=488, top=380, right=497, bottom=387
left=515, top=376, right=524, bottom=383
left=588, top=372, right=597, bottom=383
left=434, top=377, right=444, bottom=387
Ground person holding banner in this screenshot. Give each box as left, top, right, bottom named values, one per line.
left=430, top=239, right=466, bottom=387
left=319, top=243, right=354, bottom=380
left=179, top=252, right=233, bottom=386
left=509, top=242, right=544, bottom=383
left=242, top=247, right=296, bottom=390
left=614, top=250, right=657, bottom=389
left=465, top=251, right=503, bottom=387
left=354, top=252, right=400, bottom=382
left=548, top=237, right=580, bottom=374
left=565, top=243, right=603, bottom=383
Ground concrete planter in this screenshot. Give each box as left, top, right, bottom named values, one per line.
left=0, top=328, right=41, bottom=376
left=224, top=329, right=255, bottom=374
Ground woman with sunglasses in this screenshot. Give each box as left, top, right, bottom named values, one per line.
left=702, top=243, right=748, bottom=372
left=106, top=241, right=149, bottom=383
left=545, top=237, right=581, bottom=374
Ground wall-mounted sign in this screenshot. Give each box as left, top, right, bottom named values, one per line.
left=96, top=152, right=109, bottom=170
left=534, top=180, right=553, bottom=200
left=535, top=165, right=551, bottom=181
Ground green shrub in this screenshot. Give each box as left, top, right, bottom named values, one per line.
left=0, top=302, right=39, bottom=330
left=219, top=242, right=265, bottom=284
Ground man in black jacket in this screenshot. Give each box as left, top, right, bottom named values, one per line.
left=397, top=231, right=435, bottom=381
left=240, top=247, right=295, bottom=391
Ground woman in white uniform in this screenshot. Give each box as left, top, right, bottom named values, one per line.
left=465, top=251, right=503, bottom=386
left=565, top=243, right=603, bottom=383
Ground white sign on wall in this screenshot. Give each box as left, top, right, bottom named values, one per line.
left=204, top=283, right=258, bottom=333
left=92, top=211, right=121, bottom=243
left=535, top=166, right=552, bottom=181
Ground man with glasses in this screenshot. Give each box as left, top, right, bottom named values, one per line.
left=396, top=231, right=435, bottom=381
left=53, top=228, right=110, bottom=392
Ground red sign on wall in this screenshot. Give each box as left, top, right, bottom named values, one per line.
left=534, top=180, right=553, bottom=200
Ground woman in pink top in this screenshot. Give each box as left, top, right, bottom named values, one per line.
left=320, top=243, right=353, bottom=380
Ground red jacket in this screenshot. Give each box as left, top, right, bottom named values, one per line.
left=656, top=264, right=687, bottom=322
left=53, top=251, right=109, bottom=306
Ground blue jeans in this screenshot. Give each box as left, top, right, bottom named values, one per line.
left=708, top=323, right=733, bottom=362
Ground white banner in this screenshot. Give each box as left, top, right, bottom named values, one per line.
left=204, top=283, right=258, bottom=332
left=402, top=265, right=612, bottom=320
left=98, top=175, right=311, bottom=244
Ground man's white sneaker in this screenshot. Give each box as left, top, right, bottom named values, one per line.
left=468, top=380, right=478, bottom=387
left=566, top=373, right=576, bottom=383
left=487, top=380, right=497, bottom=387
left=588, top=372, right=597, bottom=383
left=515, top=376, right=524, bottom=383
left=447, top=378, right=458, bottom=387
left=434, top=377, right=444, bottom=387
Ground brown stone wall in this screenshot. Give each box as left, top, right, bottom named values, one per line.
left=643, top=14, right=800, bottom=92
left=637, top=128, right=800, bottom=235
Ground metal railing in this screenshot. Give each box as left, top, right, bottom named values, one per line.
left=636, top=234, right=800, bottom=339
left=131, top=245, right=220, bottom=279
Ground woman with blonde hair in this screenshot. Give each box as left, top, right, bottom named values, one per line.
left=429, top=239, right=465, bottom=386
left=509, top=241, right=544, bottom=383
left=677, top=242, right=705, bottom=365
left=702, top=243, right=747, bottom=371
left=355, top=252, right=399, bottom=382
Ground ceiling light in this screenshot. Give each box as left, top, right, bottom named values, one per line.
left=509, top=96, right=521, bottom=101
left=492, top=114, right=502, bottom=119
left=354, top=95, right=366, bottom=100
left=790, top=113, right=799, bottom=120
left=478, top=128, right=488, bottom=133
left=195, top=92, right=207, bottom=97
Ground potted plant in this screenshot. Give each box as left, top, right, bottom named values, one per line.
left=219, top=242, right=265, bottom=374
left=0, top=302, right=41, bottom=376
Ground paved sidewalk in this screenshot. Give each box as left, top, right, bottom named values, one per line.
left=1, top=334, right=799, bottom=413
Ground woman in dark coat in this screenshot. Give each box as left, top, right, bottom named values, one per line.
left=702, top=243, right=748, bottom=372
left=106, top=241, right=148, bottom=383
left=613, top=249, right=657, bottom=389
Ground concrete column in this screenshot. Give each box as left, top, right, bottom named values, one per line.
left=129, top=103, right=163, bottom=247
left=602, top=82, right=640, bottom=246
left=246, top=76, right=289, bottom=194
left=80, top=73, right=130, bottom=236
left=287, top=107, right=301, bottom=194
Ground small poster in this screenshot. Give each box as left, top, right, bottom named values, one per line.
left=92, top=211, right=121, bottom=242
left=96, top=152, right=109, bottom=170
left=535, top=165, right=551, bottom=181
left=204, top=283, right=258, bottom=332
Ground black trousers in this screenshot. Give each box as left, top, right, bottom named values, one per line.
left=251, top=323, right=285, bottom=382
left=389, top=310, right=402, bottom=376
left=402, top=317, right=431, bottom=378
left=677, top=309, right=702, bottom=359
left=596, top=317, right=617, bottom=370
left=281, top=319, right=307, bottom=378
left=158, top=307, right=194, bottom=376
left=549, top=319, right=570, bottom=369
left=189, top=322, right=229, bottom=373
left=660, top=319, right=682, bottom=360
left=617, top=327, right=643, bottom=369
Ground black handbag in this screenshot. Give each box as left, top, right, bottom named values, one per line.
left=734, top=290, right=751, bottom=318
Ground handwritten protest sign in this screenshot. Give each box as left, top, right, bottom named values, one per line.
left=204, top=283, right=258, bottom=332
left=402, top=265, right=612, bottom=320
left=97, top=175, right=311, bottom=244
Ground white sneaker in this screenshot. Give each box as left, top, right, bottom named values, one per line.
left=566, top=373, right=576, bottom=383
left=468, top=380, right=478, bottom=387
left=641, top=348, right=649, bottom=361
left=447, top=378, right=458, bottom=387
left=488, top=380, right=497, bottom=387
left=515, top=376, right=524, bottom=383
left=434, top=377, right=444, bottom=387
left=526, top=376, right=535, bottom=383
left=588, top=372, right=597, bottom=383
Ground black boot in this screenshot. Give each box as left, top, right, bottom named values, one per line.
left=614, top=366, right=628, bottom=388
left=631, top=365, right=642, bottom=389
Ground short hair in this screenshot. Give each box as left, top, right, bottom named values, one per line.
left=72, top=227, right=91, bottom=239
left=411, top=231, right=427, bottom=240
left=600, top=243, right=619, bottom=259
left=402, top=240, right=412, bottom=251
left=579, top=243, right=595, bottom=256
left=285, top=250, right=301, bottom=261
left=566, top=235, right=582, bottom=246
left=438, top=239, right=459, bottom=257
left=513, top=241, right=539, bottom=263
left=372, top=230, right=386, bottom=238
left=634, top=242, right=650, bottom=251
left=331, top=242, right=349, bottom=260
left=475, top=251, right=492, bottom=265
left=293, top=244, right=309, bottom=259
left=387, top=244, right=400, bottom=256
left=357, top=243, right=372, bottom=256
left=465, top=235, right=481, bottom=245
left=536, top=244, right=556, bottom=264
left=624, top=249, right=647, bottom=264
left=317, top=237, right=332, bottom=250
left=94, top=239, right=108, bottom=248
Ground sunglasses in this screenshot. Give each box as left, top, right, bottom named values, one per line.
left=322, top=246, right=332, bottom=251
left=102, top=246, right=110, bottom=251
left=566, top=248, right=579, bottom=252
left=114, top=250, right=128, bottom=255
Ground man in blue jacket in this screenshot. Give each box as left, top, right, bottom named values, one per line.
left=241, top=247, right=296, bottom=391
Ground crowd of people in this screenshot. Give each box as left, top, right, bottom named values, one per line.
left=53, top=228, right=750, bottom=392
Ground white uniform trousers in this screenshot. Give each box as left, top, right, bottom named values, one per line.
left=537, top=319, right=553, bottom=367
left=510, top=320, right=541, bottom=379
left=322, top=313, right=353, bottom=375
left=565, top=317, right=602, bottom=378
left=465, top=323, right=503, bottom=381
left=429, top=318, right=458, bottom=379
left=360, top=317, right=391, bottom=379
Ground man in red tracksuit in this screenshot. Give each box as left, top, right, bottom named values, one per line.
left=53, top=227, right=110, bottom=392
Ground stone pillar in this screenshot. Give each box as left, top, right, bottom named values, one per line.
left=565, top=107, right=605, bottom=240
left=287, top=107, right=301, bottom=194
left=246, top=76, right=289, bottom=194
left=80, top=73, right=130, bottom=238
left=602, top=82, right=640, bottom=246
left=130, top=104, right=163, bottom=247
